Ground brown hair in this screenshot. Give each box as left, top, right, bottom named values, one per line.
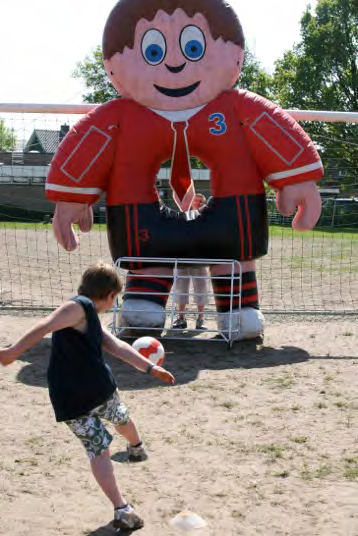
left=78, top=262, right=123, bottom=300
left=103, top=0, right=244, bottom=60
left=192, top=193, right=206, bottom=209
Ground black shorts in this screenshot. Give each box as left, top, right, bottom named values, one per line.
left=106, top=195, right=268, bottom=269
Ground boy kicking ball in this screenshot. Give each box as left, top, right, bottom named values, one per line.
left=0, top=262, right=175, bottom=531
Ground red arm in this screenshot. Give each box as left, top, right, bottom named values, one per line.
left=46, top=100, right=122, bottom=250
left=235, top=90, right=323, bottom=229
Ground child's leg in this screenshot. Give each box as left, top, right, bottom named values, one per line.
left=98, top=390, right=147, bottom=461
left=197, top=304, right=205, bottom=319
left=178, top=303, right=187, bottom=319
left=91, top=451, right=144, bottom=529
left=66, top=414, right=127, bottom=507
left=66, top=396, right=145, bottom=530
left=114, top=417, right=148, bottom=462
left=193, top=268, right=209, bottom=324
left=174, top=269, right=190, bottom=318
left=90, top=448, right=126, bottom=508
left=114, top=416, right=141, bottom=446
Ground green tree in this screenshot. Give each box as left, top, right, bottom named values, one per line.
left=237, top=48, right=274, bottom=99
left=73, top=46, right=119, bottom=103
left=272, top=0, right=358, bottom=193
left=0, top=119, right=16, bottom=151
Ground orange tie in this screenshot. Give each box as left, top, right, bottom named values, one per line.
left=170, top=121, right=195, bottom=211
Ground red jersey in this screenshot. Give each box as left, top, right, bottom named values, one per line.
left=46, top=89, right=323, bottom=206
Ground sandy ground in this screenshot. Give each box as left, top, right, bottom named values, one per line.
left=0, top=313, right=357, bottom=536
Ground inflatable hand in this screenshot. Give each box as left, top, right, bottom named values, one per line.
left=53, top=202, right=94, bottom=252
left=276, top=181, right=322, bottom=231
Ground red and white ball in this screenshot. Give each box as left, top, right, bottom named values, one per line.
left=132, top=337, right=165, bottom=367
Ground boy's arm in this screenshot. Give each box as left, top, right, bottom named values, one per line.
left=0, top=302, right=85, bottom=366
left=102, top=328, right=175, bottom=385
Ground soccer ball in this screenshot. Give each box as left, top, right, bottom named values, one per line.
left=132, top=337, right=165, bottom=367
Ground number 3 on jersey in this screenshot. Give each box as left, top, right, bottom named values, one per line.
left=209, top=113, right=227, bottom=136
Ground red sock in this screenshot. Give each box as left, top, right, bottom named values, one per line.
left=123, top=273, right=173, bottom=308
left=212, top=271, right=259, bottom=312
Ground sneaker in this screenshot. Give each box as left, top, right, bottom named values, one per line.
left=195, top=317, right=207, bottom=330
left=113, top=504, right=144, bottom=531
left=172, top=317, right=188, bottom=329
left=127, top=443, right=148, bottom=462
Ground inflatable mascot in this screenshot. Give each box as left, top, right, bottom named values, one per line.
left=46, top=0, right=323, bottom=339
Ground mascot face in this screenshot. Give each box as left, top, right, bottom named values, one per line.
left=104, top=8, right=244, bottom=111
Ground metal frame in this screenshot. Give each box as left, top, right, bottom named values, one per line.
left=1, top=103, right=358, bottom=123
left=111, top=257, right=242, bottom=348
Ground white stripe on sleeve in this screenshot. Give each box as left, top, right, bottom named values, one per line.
left=265, top=161, right=323, bottom=183
left=45, top=184, right=103, bottom=195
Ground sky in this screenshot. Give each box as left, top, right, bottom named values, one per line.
left=0, top=0, right=317, bottom=105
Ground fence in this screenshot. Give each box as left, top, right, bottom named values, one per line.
left=0, top=104, right=357, bottom=314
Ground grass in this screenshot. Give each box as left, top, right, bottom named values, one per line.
left=334, top=401, right=349, bottom=409
left=219, top=400, right=236, bottom=409
left=0, top=222, right=106, bottom=231
left=300, top=463, right=333, bottom=481
left=272, top=470, right=290, bottom=478
left=269, top=225, right=358, bottom=239
left=0, top=222, right=52, bottom=230
left=343, top=457, right=358, bottom=481
left=291, top=404, right=301, bottom=412
left=315, top=402, right=328, bottom=409
left=1, top=221, right=357, bottom=239
left=260, top=443, right=288, bottom=460
left=267, top=376, right=295, bottom=390
left=315, top=464, right=333, bottom=478
left=291, top=436, right=308, bottom=444
left=344, top=466, right=358, bottom=481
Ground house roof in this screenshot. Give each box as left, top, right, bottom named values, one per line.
left=24, top=129, right=60, bottom=154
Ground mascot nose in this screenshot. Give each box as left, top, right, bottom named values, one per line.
left=165, top=63, right=186, bottom=73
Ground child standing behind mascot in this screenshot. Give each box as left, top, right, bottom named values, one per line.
left=46, top=0, right=323, bottom=340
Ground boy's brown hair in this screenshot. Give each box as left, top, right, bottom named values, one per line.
left=78, top=262, right=123, bottom=300
left=103, top=0, right=244, bottom=60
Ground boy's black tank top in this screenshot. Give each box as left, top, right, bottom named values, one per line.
left=47, top=295, right=117, bottom=422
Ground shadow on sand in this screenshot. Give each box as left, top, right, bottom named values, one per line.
left=84, top=522, right=135, bottom=535
left=16, top=334, right=355, bottom=391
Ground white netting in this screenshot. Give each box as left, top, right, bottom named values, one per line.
left=0, top=106, right=357, bottom=313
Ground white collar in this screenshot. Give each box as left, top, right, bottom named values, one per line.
left=149, top=104, right=205, bottom=122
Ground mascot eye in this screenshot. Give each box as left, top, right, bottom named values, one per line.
left=141, top=29, right=167, bottom=65
left=180, top=25, right=206, bottom=61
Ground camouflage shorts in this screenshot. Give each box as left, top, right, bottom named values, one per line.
left=65, top=391, right=130, bottom=459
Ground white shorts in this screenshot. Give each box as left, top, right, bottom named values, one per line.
left=174, top=267, right=209, bottom=307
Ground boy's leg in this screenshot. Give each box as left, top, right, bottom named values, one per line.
left=114, top=416, right=140, bottom=445
left=90, top=447, right=126, bottom=507
left=115, top=417, right=148, bottom=462
left=66, top=411, right=144, bottom=530
left=98, top=390, right=148, bottom=462
left=91, top=450, right=144, bottom=530
left=66, top=414, right=125, bottom=505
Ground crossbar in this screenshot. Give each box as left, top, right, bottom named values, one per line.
left=1, top=103, right=358, bottom=123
